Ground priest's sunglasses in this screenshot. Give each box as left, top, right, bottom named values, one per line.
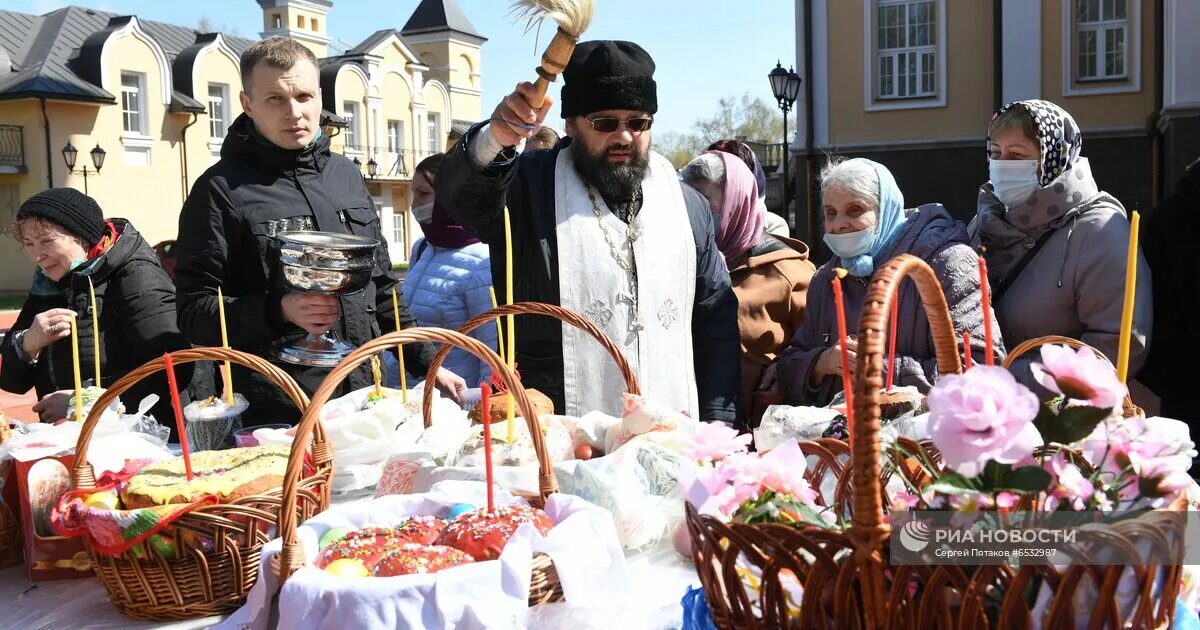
left=584, top=116, right=654, bottom=133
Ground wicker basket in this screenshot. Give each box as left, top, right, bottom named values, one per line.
left=686, top=254, right=1183, bottom=629
left=420, top=301, right=640, bottom=428
left=277, top=327, right=566, bottom=606
left=69, top=347, right=330, bottom=621
left=1004, top=334, right=1142, bottom=418
left=0, top=500, right=21, bottom=568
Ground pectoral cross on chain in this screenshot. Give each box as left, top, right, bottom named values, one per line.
left=616, top=290, right=644, bottom=332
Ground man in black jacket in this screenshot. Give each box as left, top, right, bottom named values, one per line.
left=174, top=37, right=464, bottom=424
left=1141, top=157, right=1199, bottom=423
left=438, top=41, right=742, bottom=428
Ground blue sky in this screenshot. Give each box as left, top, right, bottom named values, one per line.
left=17, top=0, right=798, bottom=136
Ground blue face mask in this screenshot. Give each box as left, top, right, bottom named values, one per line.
left=823, top=228, right=876, bottom=259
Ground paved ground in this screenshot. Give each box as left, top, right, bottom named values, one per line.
left=0, top=310, right=37, bottom=423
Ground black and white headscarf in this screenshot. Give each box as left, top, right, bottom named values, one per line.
left=988, top=99, right=1083, bottom=186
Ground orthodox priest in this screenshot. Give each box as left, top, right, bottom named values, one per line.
left=438, top=40, right=741, bottom=428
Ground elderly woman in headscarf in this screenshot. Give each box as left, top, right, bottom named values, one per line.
left=401, top=153, right=498, bottom=387
left=969, top=100, right=1151, bottom=393
left=776, top=157, right=1002, bottom=407
left=682, top=151, right=815, bottom=422
left=706, top=139, right=791, bottom=238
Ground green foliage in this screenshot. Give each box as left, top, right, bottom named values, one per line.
left=654, top=92, right=796, bottom=169
left=1034, top=405, right=1110, bottom=445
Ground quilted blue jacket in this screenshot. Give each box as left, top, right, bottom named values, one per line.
left=401, top=239, right=499, bottom=387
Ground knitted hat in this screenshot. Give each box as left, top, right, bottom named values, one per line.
left=17, top=188, right=105, bottom=246
left=560, top=41, right=658, bottom=118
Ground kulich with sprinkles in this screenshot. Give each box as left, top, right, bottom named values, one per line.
left=120, top=445, right=289, bottom=509
left=372, top=544, right=474, bottom=577
left=435, top=503, right=554, bottom=562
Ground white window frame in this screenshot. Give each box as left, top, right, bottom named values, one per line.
left=387, top=119, right=404, bottom=152
left=207, top=83, right=229, bottom=141
left=392, top=212, right=406, bottom=249
left=120, top=72, right=147, bottom=135
left=343, top=101, right=362, bottom=152
left=427, top=112, right=441, bottom=154
left=1063, top=0, right=1141, bottom=96
left=863, top=0, right=947, bottom=112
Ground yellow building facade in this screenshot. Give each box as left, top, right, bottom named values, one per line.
left=0, top=0, right=484, bottom=291
left=789, top=0, right=1200, bottom=252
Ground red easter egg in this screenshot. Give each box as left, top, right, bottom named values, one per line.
left=574, top=444, right=593, bottom=460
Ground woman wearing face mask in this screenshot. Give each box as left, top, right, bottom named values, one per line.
left=681, top=151, right=815, bottom=425
left=400, top=154, right=498, bottom=388
left=0, top=188, right=190, bottom=424
left=775, top=158, right=1001, bottom=406
left=969, top=100, right=1152, bottom=395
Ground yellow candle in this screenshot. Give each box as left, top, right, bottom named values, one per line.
left=503, top=207, right=515, bottom=443
left=216, top=287, right=234, bottom=405
left=391, top=288, right=408, bottom=403
left=70, top=314, right=82, bottom=422
left=488, top=287, right=505, bottom=364
left=87, top=278, right=100, bottom=388
left=1116, top=210, right=1140, bottom=383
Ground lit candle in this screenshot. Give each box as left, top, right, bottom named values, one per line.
left=885, top=288, right=899, bottom=392
left=481, top=382, right=495, bottom=514
left=488, top=287, right=505, bottom=364
left=216, top=287, right=234, bottom=405
left=87, top=278, right=100, bottom=388
left=962, top=331, right=973, bottom=370
left=831, top=269, right=854, bottom=446
left=503, top=207, right=515, bottom=443
left=1116, top=211, right=1141, bottom=383
left=70, top=314, right=82, bottom=423
left=370, top=354, right=383, bottom=398
left=391, top=288, right=409, bottom=403
left=163, top=352, right=193, bottom=481
left=978, top=257, right=995, bottom=366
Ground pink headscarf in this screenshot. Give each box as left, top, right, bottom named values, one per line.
left=709, top=150, right=763, bottom=265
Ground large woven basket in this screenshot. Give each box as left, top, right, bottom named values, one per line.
left=686, top=254, right=1183, bottom=629
left=420, top=301, right=640, bottom=427
left=69, top=347, right=330, bottom=621
left=277, top=327, right=566, bottom=606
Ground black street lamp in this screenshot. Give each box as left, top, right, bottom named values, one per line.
left=61, top=142, right=106, bottom=195
left=366, top=158, right=378, bottom=179
left=768, top=61, right=802, bottom=227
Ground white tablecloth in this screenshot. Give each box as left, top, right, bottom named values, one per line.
left=0, top=522, right=698, bottom=630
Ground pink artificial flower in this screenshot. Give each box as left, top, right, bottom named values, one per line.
left=928, top=366, right=1043, bottom=478
left=1029, top=344, right=1127, bottom=410
left=994, top=492, right=1019, bottom=510
left=757, top=440, right=819, bottom=505
left=687, top=422, right=751, bottom=463
left=1045, top=453, right=1095, bottom=504
left=890, top=491, right=921, bottom=511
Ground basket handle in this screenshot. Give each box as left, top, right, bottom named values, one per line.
left=848, top=254, right=961, bottom=611
left=421, top=302, right=640, bottom=427
left=70, top=347, right=316, bottom=491
left=276, top=327, right=555, bottom=584
left=1003, top=334, right=1140, bottom=417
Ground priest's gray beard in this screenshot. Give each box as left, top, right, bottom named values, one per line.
left=570, top=137, right=650, bottom=201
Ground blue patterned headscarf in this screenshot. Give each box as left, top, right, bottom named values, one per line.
left=841, top=158, right=907, bottom=277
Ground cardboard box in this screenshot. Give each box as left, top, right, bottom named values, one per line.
left=10, top=453, right=91, bottom=581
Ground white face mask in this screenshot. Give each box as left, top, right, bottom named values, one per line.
left=989, top=159, right=1040, bottom=209
left=823, top=228, right=875, bottom=259
left=411, top=201, right=435, bottom=223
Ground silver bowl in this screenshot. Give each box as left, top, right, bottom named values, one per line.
left=274, top=230, right=380, bottom=367
left=281, top=264, right=372, bottom=295
left=277, top=230, right=378, bottom=271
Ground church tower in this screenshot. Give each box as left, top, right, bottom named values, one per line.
left=257, top=0, right=332, bottom=59
left=401, top=0, right=485, bottom=127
